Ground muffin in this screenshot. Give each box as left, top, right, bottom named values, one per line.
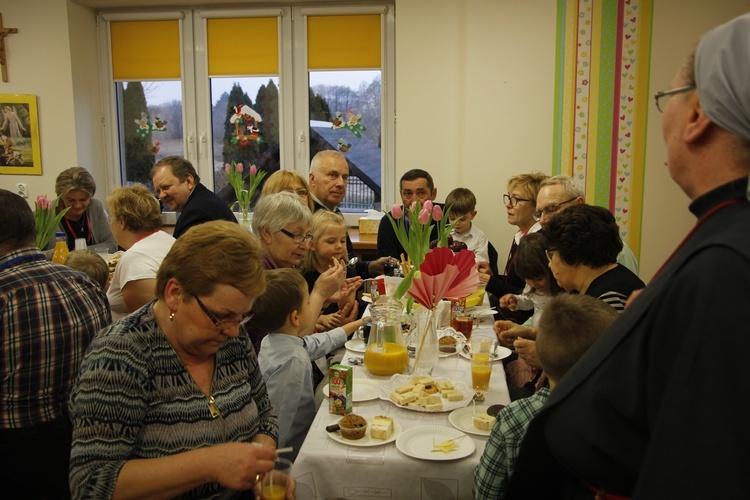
left=439, top=335, right=457, bottom=353
left=339, top=414, right=368, bottom=440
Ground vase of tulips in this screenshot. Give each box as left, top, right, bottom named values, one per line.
left=224, top=161, right=266, bottom=226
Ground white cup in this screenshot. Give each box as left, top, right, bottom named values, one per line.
left=74, top=238, right=88, bottom=250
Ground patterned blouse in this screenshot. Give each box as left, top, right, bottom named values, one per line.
left=69, top=301, right=278, bottom=499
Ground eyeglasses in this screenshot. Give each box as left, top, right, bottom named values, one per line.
left=278, top=228, right=314, bottom=244
left=654, top=85, right=695, bottom=113
left=503, top=194, right=530, bottom=207
left=195, top=295, right=253, bottom=332
left=286, top=188, right=309, bottom=197
left=533, top=198, right=578, bottom=221
left=545, top=248, right=556, bottom=262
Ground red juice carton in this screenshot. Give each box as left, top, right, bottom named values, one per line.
left=329, top=364, right=353, bottom=415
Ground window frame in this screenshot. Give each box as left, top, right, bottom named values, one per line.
left=97, top=4, right=395, bottom=215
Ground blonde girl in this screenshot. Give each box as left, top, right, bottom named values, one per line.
left=302, top=211, right=358, bottom=329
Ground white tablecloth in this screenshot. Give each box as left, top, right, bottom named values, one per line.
left=293, top=322, right=510, bottom=500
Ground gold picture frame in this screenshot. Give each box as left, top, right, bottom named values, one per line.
left=0, top=94, right=42, bottom=175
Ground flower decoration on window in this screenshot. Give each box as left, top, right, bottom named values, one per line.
left=230, top=104, right=263, bottom=147
left=330, top=108, right=366, bottom=138
left=34, top=194, right=70, bottom=249
left=224, top=161, right=267, bottom=222
left=134, top=112, right=168, bottom=140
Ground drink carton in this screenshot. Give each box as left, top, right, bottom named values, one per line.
left=328, top=364, right=353, bottom=415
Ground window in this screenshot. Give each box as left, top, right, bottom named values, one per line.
left=99, top=6, right=394, bottom=213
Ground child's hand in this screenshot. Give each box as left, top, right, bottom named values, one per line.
left=499, top=294, right=518, bottom=310
left=317, top=313, right=342, bottom=330
left=338, top=301, right=359, bottom=325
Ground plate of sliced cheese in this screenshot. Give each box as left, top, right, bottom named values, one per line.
left=326, top=414, right=403, bottom=447
left=378, top=374, right=473, bottom=413
left=448, top=406, right=496, bottom=437
left=395, top=425, right=475, bottom=461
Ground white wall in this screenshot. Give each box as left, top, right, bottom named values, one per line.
left=2, top=0, right=749, bottom=282
left=641, top=0, right=750, bottom=280
left=395, top=0, right=556, bottom=270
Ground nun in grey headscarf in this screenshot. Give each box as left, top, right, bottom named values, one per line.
left=693, top=12, right=750, bottom=199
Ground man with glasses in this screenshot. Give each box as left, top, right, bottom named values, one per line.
left=377, top=168, right=441, bottom=261
left=507, top=13, right=750, bottom=498
left=309, top=150, right=388, bottom=278
left=534, top=175, right=639, bottom=274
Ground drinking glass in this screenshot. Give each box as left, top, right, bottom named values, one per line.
left=470, top=335, right=496, bottom=390
left=259, top=457, right=293, bottom=500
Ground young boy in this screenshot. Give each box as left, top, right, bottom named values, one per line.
left=254, top=268, right=368, bottom=460
left=445, top=187, right=489, bottom=263
left=65, top=249, right=109, bottom=289
left=473, top=294, right=618, bottom=499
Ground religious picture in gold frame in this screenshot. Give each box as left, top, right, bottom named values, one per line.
left=0, top=94, right=42, bottom=175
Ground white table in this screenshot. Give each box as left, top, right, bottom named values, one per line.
left=293, top=323, right=510, bottom=500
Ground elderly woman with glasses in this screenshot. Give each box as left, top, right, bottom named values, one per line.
left=544, top=204, right=644, bottom=312
left=249, top=191, right=356, bottom=353
left=479, top=172, right=548, bottom=321
left=69, top=221, right=293, bottom=499
left=261, top=169, right=315, bottom=212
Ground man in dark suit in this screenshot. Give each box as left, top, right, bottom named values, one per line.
left=377, top=168, right=440, bottom=261
left=309, top=150, right=388, bottom=278
left=151, top=156, right=237, bottom=238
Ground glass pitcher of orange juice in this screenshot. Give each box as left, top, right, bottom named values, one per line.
left=363, top=296, right=408, bottom=376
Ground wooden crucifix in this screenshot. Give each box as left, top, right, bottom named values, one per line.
left=0, top=14, right=19, bottom=82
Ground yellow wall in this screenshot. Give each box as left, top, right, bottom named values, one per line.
left=1, top=0, right=748, bottom=281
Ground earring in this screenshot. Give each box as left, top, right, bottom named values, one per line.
left=169, top=311, right=175, bottom=321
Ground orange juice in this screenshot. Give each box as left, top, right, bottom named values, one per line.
left=261, top=484, right=286, bottom=500
left=364, top=342, right=408, bottom=376
left=471, top=353, right=492, bottom=390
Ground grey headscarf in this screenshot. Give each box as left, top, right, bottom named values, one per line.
left=695, top=13, right=750, bottom=142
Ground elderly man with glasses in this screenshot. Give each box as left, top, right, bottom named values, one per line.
left=506, top=13, right=750, bottom=498
left=534, top=175, right=639, bottom=275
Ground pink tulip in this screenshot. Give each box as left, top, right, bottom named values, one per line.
left=224, top=163, right=231, bottom=174
left=432, top=205, right=443, bottom=221
left=250, top=164, right=257, bottom=175
left=423, top=200, right=433, bottom=212
left=391, top=204, right=403, bottom=219
left=418, top=208, right=430, bottom=224
left=410, top=201, right=417, bottom=210
left=236, top=163, right=244, bottom=173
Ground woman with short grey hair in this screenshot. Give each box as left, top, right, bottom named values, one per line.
left=252, top=191, right=313, bottom=269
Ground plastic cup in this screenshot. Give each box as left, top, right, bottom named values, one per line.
left=260, top=457, right=292, bottom=500
left=74, top=238, right=88, bottom=250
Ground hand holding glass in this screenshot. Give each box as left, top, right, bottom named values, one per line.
left=259, top=457, right=293, bottom=500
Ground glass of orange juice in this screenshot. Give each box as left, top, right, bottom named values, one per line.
left=470, top=335, right=496, bottom=390
left=260, top=457, right=293, bottom=500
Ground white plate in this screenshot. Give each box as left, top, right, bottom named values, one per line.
left=395, top=425, right=475, bottom=461
left=458, top=342, right=513, bottom=362
left=327, top=417, right=403, bottom=448
left=448, top=406, right=495, bottom=437
left=378, top=374, right=473, bottom=413
left=345, top=338, right=367, bottom=353
left=322, top=379, right=379, bottom=402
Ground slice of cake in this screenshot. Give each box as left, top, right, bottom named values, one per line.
left=370, top=415, right=394, bottom=440
left=473, top=412, right=495, bottom=430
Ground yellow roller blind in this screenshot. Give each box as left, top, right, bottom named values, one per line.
left=308, top=15, right=381, bottom=70
left=111, top=20, right=181, bottom=80
left=207, top=18, right=279, bottom=76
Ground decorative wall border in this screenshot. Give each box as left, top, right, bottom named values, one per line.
left=553, top=0, right=653, bottom=259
